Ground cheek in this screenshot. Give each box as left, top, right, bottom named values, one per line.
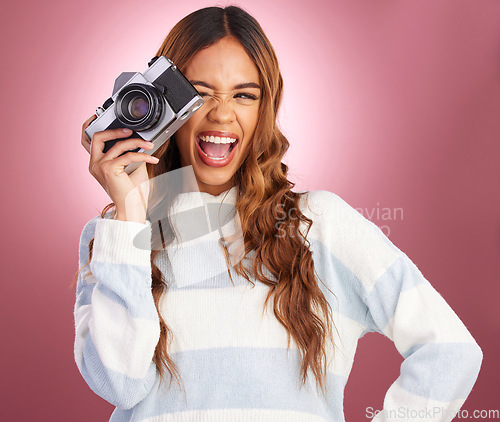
left=174, top=114, right=199, bottom=152
left=175, top=119, right=193, bottom=142
left=240, top=107, right=260, bottom=137
left=177, top=109, right=207, bottom=140
left=173, top=124, right=193, bottom=165
left=237, top=108, right=260, bottom=158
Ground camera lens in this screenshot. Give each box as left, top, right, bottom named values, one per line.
left=115, top=83, right=164, bottom=131
left=128, top=96, right=149, bottom=119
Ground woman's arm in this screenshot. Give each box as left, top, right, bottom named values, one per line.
left=364, top=249, right=483, bottom=422
left=304, top=190, right=482, bottom=422
left=74, top=215, right=161, bottom=409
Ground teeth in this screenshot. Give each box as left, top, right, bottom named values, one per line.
left=200, top=135, right=237, bottom=144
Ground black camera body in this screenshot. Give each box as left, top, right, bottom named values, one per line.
left=85, top=56, right=204, bottom=174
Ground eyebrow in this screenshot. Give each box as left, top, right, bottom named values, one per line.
left=190, top=80, right=261, bottom=90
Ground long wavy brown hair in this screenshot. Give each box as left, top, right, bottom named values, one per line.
left=74, top=5, right=335, bottom=398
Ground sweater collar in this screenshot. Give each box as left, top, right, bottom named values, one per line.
left=168, top=185, right=238, bottom=217
left=159, top=185, right=244, bottom=288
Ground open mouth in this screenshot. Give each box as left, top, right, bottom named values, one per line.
left=197, top=135, right=239, bottom=160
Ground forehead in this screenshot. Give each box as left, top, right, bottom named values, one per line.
left=184, top=37, right=260, bottom=90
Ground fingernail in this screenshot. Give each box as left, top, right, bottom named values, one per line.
left=122, top=128, right=132, bottom=133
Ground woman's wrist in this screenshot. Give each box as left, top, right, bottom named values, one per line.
left=114, top=208, right=147, bottom=224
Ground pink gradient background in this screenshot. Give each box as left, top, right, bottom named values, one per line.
left=1, top=0, right=498, bottom=420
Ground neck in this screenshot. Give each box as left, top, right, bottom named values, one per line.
left=195, top=179, right=236, bottom=197
left=177, top=165, right=235, bottom=197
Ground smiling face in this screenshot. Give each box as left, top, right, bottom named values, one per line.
left=174, top=36, right=261, bottom=196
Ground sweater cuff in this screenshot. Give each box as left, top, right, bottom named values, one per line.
left=92, top=218, right=152, bottom=266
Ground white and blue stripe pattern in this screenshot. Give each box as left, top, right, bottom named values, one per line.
left=74, top=187, right=482, bottom=421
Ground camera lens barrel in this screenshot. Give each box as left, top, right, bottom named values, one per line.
left=115, top=83, right=164, bottom=131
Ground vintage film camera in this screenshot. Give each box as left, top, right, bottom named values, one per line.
left=85, top=56, right=204, bottom=174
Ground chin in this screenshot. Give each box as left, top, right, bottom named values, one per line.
left=199, top=172, right=233, bottom=186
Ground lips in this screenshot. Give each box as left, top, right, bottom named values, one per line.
left=196, top=131, right=240, bottom=144
left=195, top=130, right=240, bottom=168
left=196, top=130, right=240, bottom=157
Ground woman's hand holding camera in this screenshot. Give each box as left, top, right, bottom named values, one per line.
left=82, top=116, right=160, bottom=224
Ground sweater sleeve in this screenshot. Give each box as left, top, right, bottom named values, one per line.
left=305, top=191, right=483, bottom=422
left=365, top=250, right=483, bottom=422
left=73, top=215, right=161, bottom=409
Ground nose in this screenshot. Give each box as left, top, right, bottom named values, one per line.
left=207, top=98, right=236, bottom=125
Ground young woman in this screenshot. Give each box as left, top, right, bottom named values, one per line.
left=75, top=6, right=482, bottom=422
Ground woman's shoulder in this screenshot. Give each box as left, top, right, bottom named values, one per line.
left=297, top=188, right=392, bottom=242
left=298, top=190, right=402, bottom=280
left=298, top=189, right=364, bottom=224
left=296, top=189, right=365, bottom=244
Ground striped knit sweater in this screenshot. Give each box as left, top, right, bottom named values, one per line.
left=73, top=186, right=482, bottom=421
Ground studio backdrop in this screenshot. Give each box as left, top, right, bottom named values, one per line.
left=0, top=0, right=498, bottom=420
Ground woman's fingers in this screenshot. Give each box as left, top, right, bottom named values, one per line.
left=103, top=137, right=155, bottom=161
left=108, top=151, right=160, bottom=172
left=84, top=121, right=161, bottom=220
left=81, top=114, right=97, bottom=154
left=89, top=128, right=134, bottom=165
